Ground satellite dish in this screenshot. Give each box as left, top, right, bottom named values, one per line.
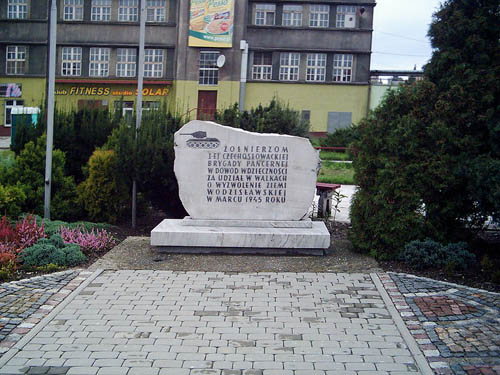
left=216, top=55, right=226, bottom=68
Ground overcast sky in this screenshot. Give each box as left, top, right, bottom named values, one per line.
left=371, top=0, right=444, bottom=71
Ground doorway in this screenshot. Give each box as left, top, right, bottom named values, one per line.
left=197, top=91, right=217, bottom=121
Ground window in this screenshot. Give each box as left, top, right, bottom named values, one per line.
left=4, top=99, right=24, bottom=127
left=336, top=5, right=356, bottom=28
left=310, top=4, right=329, bottom=27
left=328, top=111, right=352, bottom=132
left=199, top=51, right=219, bottom=85
left=8, top=0, right=27, bottom=19
left=91, top=0, right=111, bottom=21
left=144, top=49, right=164, bottom=78
left=64, top=0, right=83, bottom=21
left=61, top=47, right=82, bottom=76
left=117, top=48, right=137, bottom=77
left=143, top=101, right=160, bottom=111
left=255, top=4, right=275, bottom=26
left=279, top=52, right=299, bottom=81
left=6, top=46, right=26, bottom=75
left=333, top=54, right=353, bottom=82
left=282, top=5, right=302, bottom=26
left=306, top=53, right=326, bottom=82
left=114, top=101, right=134, bottom=122
left=119, top=0, right=138, bottom=22
left=252, top=52, right=272, bottom=80
left=147, top=0, right=166, bottom=22
left=89, top=48, right=110, bottom=77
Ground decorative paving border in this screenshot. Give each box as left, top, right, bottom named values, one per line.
left=379, top=272, right=500, bottom=375
left=0, top=269, right=95, bottom=357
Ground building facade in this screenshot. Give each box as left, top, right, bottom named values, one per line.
left=0, top=0, right=375, bottom=136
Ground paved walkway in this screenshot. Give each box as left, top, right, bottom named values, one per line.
left=0, top=270, right=497, bottom=375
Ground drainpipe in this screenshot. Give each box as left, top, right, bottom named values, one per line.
left=239, top=40, right=248, bottom=112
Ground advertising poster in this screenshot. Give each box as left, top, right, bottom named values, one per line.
left=189, top=0, right=234, bottom=48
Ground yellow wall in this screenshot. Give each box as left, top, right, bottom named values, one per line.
left=0, top=77, right=46, bottom=125
left=245, top=83, right=370, bottom=132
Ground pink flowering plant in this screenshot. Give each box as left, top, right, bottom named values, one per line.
left=59, top=226, right=117, bottom=255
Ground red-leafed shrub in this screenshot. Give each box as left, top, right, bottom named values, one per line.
left=16, top=214, right=46, bottom=250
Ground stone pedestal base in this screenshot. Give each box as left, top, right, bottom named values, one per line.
left=151, top=218, right=330, bottom=255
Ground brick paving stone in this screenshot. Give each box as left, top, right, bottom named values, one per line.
left=0, top=271, right=427, bottom=374
left=382, top=273, right=500, bottom=375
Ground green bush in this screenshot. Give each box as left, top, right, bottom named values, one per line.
left=106, top=108, right=186, bottom=217
left=319, top=126, right=359, bottom=148
left=400, top=239, right=476, bottom=271
left=20, top=234, right=86, bottom=267
left=5, top=136, right=82, bottom=221
left=77, top=149, right=128, bottom=223
left=0, top=183, right=26, bottom=218
left=214, top=99, right=309, bottom=137
left=13, top=107, right=120, bottom=183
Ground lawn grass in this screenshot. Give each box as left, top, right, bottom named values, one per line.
left=319, top=150, right=352, bottom=161
left=318, top=161, right=355, bottom=184
left=0, top=150, right=14, bottom=168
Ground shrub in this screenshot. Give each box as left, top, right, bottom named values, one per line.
left=319, top=126, right=360, bottom=148
left=0, top=184, right=26, bottom=218
left=13, top=107, right=120, bottom=183
left=400, top=239, right=476, bottom=271
left=106, top=108, right=185, bottom=217
left=20, top=234, right=86, bottom=267
left=59, top=226, right=117, bottom=255
left=77, top=149, right=128, bottom=223
left=0, top=216, right=17, bottom=244
left=16, top=214, right=46, bottom=249
left=214, top=99, right=309, bottom=137
left=6, top=136, right=83, bottom=221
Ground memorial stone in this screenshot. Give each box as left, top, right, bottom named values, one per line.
left=151, top=120, right=330, bottom=254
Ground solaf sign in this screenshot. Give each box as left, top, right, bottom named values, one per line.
left=55, top=87, right=169, bottom=97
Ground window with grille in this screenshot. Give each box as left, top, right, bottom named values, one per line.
left=336, top=5, right=356, bottom=28
left=61, top=47, right=82, bottom=76
left=64, top=0, right=83, bottom=21
left=144, top=49, right=164, bottom=78
left=89, top=48, right=110, bottom=77
left=8, top=0, right=27, bottom=19
left=4, top=99, right=24, bottom=127
left=6, top=46, right=26, bottom=75
left=116, top=48, right=137, bottom=77
left=310, top=4, right=329, bottom=27
left=252, top=52, right=272, bottom=80
left=199, top=51, right=219, bottom=85
left=119, top=0, right=138, bottom=22
left=306, top=53, right=326, bottom=82
left=147, top=0, right=166, bottom=22
left=255, top=4, right=275, bottom=25
left=282, top=5, right=302, bottom=26
left=333, top=54, right=353, bottom=82
left=91, top=0, right=111, bottom=21
left=279, top=52, right=300, bottom=81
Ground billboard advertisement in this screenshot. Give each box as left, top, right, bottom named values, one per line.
left=189, top=0, right=234, bottom=48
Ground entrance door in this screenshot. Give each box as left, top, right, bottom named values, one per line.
left=197, top=91, right=217, bottom=121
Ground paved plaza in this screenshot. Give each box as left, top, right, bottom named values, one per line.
left=0, top=270, right=498, bottom=375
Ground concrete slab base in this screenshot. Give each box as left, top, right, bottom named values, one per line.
left=151, top=218, right=330, bottom=255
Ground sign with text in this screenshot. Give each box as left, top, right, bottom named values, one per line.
left=174, top=121, right=320, bottom=220
left=55, top=87, right=169, bottom=97
left=188, top=0, right=234, bottom=48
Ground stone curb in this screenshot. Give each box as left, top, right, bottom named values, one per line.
left=371, top=272, right=434, bottom=375
left=0, top=268, right=104, bottom=369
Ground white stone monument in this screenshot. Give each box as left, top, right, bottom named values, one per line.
left=151, top=120, right=330, bottom=254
